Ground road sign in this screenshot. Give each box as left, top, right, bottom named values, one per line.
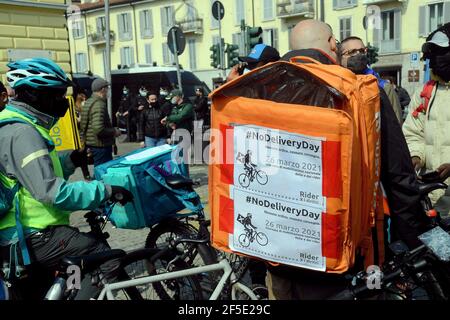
left=212, top=1, right=225, bottom=21
left=167, top=26, right=186, bottom=56
left=410, top=52, right=420, bottom=68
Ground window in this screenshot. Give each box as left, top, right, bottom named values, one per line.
left=188, top=39, right=197, bottom=70
left=118, top=13, right=133, bottom=41
left=262, top=0, right=274, bottom=21
left=263, top=28, right=278, bottom=50
left=162, top=43, right=175, bottom=65
left=333, top=0, right=357, bottom=10
left=232, top=33, right=246, bottom=55
left=374, top=10, right=401, bottom=54
left=75, top=53, right=87, bottom=73
left=72, top=20, right=84, bottom=39
left=120, top=47, right=134, bottom=67
left=235, top=0, right=245, bottom=26
left=145, top=44, right=152, bottom=64
left=339, top=17, right=352, bottom=41
left=96, top=16, right=106, bottom=35
left=161, top=6, right=174, bottom=34
left=419, top=2, right=450, bottom=37
left=140, top=10, right=153, bottom=38
left=210, top=0, right=220, bottom=29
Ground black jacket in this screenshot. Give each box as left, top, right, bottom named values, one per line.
left=194, top=96, right=209, bottom=120
left=139, top=104, right=167, bottom=139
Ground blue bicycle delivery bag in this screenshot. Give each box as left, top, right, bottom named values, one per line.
left=94, top=145, right=202, bottom=229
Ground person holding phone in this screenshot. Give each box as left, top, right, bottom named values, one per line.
left=226, top=44, right=280, bottom=82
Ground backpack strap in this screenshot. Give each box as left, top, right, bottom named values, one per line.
left=412, top=80, right=436, bottom=118
left=0, top=118, right=32, bottom=266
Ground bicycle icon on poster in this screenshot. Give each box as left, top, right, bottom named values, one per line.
left=237, top=213, right=269, bottom=247
left=236, top=150, right=269, bottom=188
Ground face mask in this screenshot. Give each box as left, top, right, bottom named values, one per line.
left=171, top=97, right=178, bottom=105
left=430, top=51, right=450, bottom=82
left=150, top=102, right=159, bottom=107
left=139, top=90, right=147, bottom=97
left=347, top=54, right=369, bottom=75
left=123, top=90, right=128, bottom=95
left=243, top=68, right=251, bottom=75
left=160, top=90, right=168, bottom=97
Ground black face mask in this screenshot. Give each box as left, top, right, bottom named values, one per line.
left=17, top=88, right=69, bottom=120
left=347, top=54, right=369, bottom=75
left=149, top=102, right=159, bottom=108
left=430, top=51, right=450, bottom=82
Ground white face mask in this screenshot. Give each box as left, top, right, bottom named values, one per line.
left=160, top=90, right=168, bottom=96
left=171, top=97, right=178, bottom=105
left=139, top=90, right=147, bottom=97
left=243, top=68, right=251, bottom=75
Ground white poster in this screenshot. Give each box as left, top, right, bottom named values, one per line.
left=233, top=124, right=326, bottom=211
left=231, top=124, right=327, bottom=271
left=230, top=189, right=326, bottom=271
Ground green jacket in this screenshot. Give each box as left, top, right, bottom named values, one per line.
left=80, top=95, right=115, bottom=147
left=167, top=101, right=194, bottom=132
left=0, top=105, right=109, bottom=244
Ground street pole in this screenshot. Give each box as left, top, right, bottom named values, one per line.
left=217, top=1, right=226, bottom=78
left=105, top=0, right=112, bottom=118
left=171, top=28, right=183, bottom=92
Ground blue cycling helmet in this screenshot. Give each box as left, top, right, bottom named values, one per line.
left=6, top=58, right=71, bottom=90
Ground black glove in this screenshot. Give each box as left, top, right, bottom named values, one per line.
left=110, top=186, right=134, bottom=205
left=70, top=149, right=89, bottom=168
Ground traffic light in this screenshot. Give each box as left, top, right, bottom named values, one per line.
left=366, top=43, right=379, bottom=65
left=246, top=26, right=263, bottom=52
left=210, top=43, right=220, bottom=68
left=226, top=44, right=240, bottom=68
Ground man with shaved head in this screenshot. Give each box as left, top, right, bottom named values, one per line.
left=265, top=20, right=425, bottom=300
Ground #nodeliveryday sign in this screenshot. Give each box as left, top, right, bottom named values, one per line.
left=230, top=124, right=327, bottom=271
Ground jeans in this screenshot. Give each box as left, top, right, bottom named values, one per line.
left=1, top=226, right=120, bottom=300
left=89, top=146, right=113, bottom=167
left=144, top=136, right=166, bottom=148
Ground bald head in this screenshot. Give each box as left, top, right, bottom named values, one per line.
left=289, top=20, right=338, bottom=62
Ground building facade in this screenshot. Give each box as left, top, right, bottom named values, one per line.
left=69, top=0, right=318, bottom=89
left=69, top=0, right=447, bottom=94
left=326, top=0, right=450, bottom=95
left=0, top=0, right=71, bottom=84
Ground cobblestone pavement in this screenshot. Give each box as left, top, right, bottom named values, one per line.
left=69, top=141, right=209, bottom=252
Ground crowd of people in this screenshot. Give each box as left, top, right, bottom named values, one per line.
left=0, top=18, right=449, bottom=300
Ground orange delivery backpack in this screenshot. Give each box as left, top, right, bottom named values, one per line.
left=208, top=56, right=383, bottom=274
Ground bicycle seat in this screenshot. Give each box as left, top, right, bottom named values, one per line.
left=165, top=174, right=194, bottom=190
left=61, top=249, right=126, bottom=274
left=418, top=181, right=448, bottom=197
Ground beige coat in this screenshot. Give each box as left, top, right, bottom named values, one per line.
left=403, top=82, right=450, bottom=216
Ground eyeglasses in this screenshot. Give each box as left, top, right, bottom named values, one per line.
left=342, top=47, right=367, bottom=57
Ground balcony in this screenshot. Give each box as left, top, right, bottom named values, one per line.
left=362, top=0, right=407, bottom=4
left=178, top=18, right=203, bottom=35
left=87, top=30, right=115, bottom=46
left=276, top=0, right=315, bottom=19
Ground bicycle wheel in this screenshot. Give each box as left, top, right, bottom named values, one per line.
left=238, top=233, right=251, bottom=247
left=118, top=248, right=204, bottom=300
left=145, top=219, right=218, bottom=300
left=256, top=232, right=268, bottom=246
left=238, top=173, right=251, bottom=188
left=256, top=170, right=268, bottom=185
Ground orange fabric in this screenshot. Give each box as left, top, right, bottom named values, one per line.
left=209, top=58, right=381, bottom=273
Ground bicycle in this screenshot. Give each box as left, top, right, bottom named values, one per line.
left=96, top=237, right=259, bottom=300
left=0, top=200, right=203, bottom=300
left=329, top=179, right=450, bottom=301
left=238, top=165, right=268, bottom=188
left=238, top=227, right=269, bottom=247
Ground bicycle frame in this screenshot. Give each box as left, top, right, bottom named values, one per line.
left=97, top=258, right=258, bottom=300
